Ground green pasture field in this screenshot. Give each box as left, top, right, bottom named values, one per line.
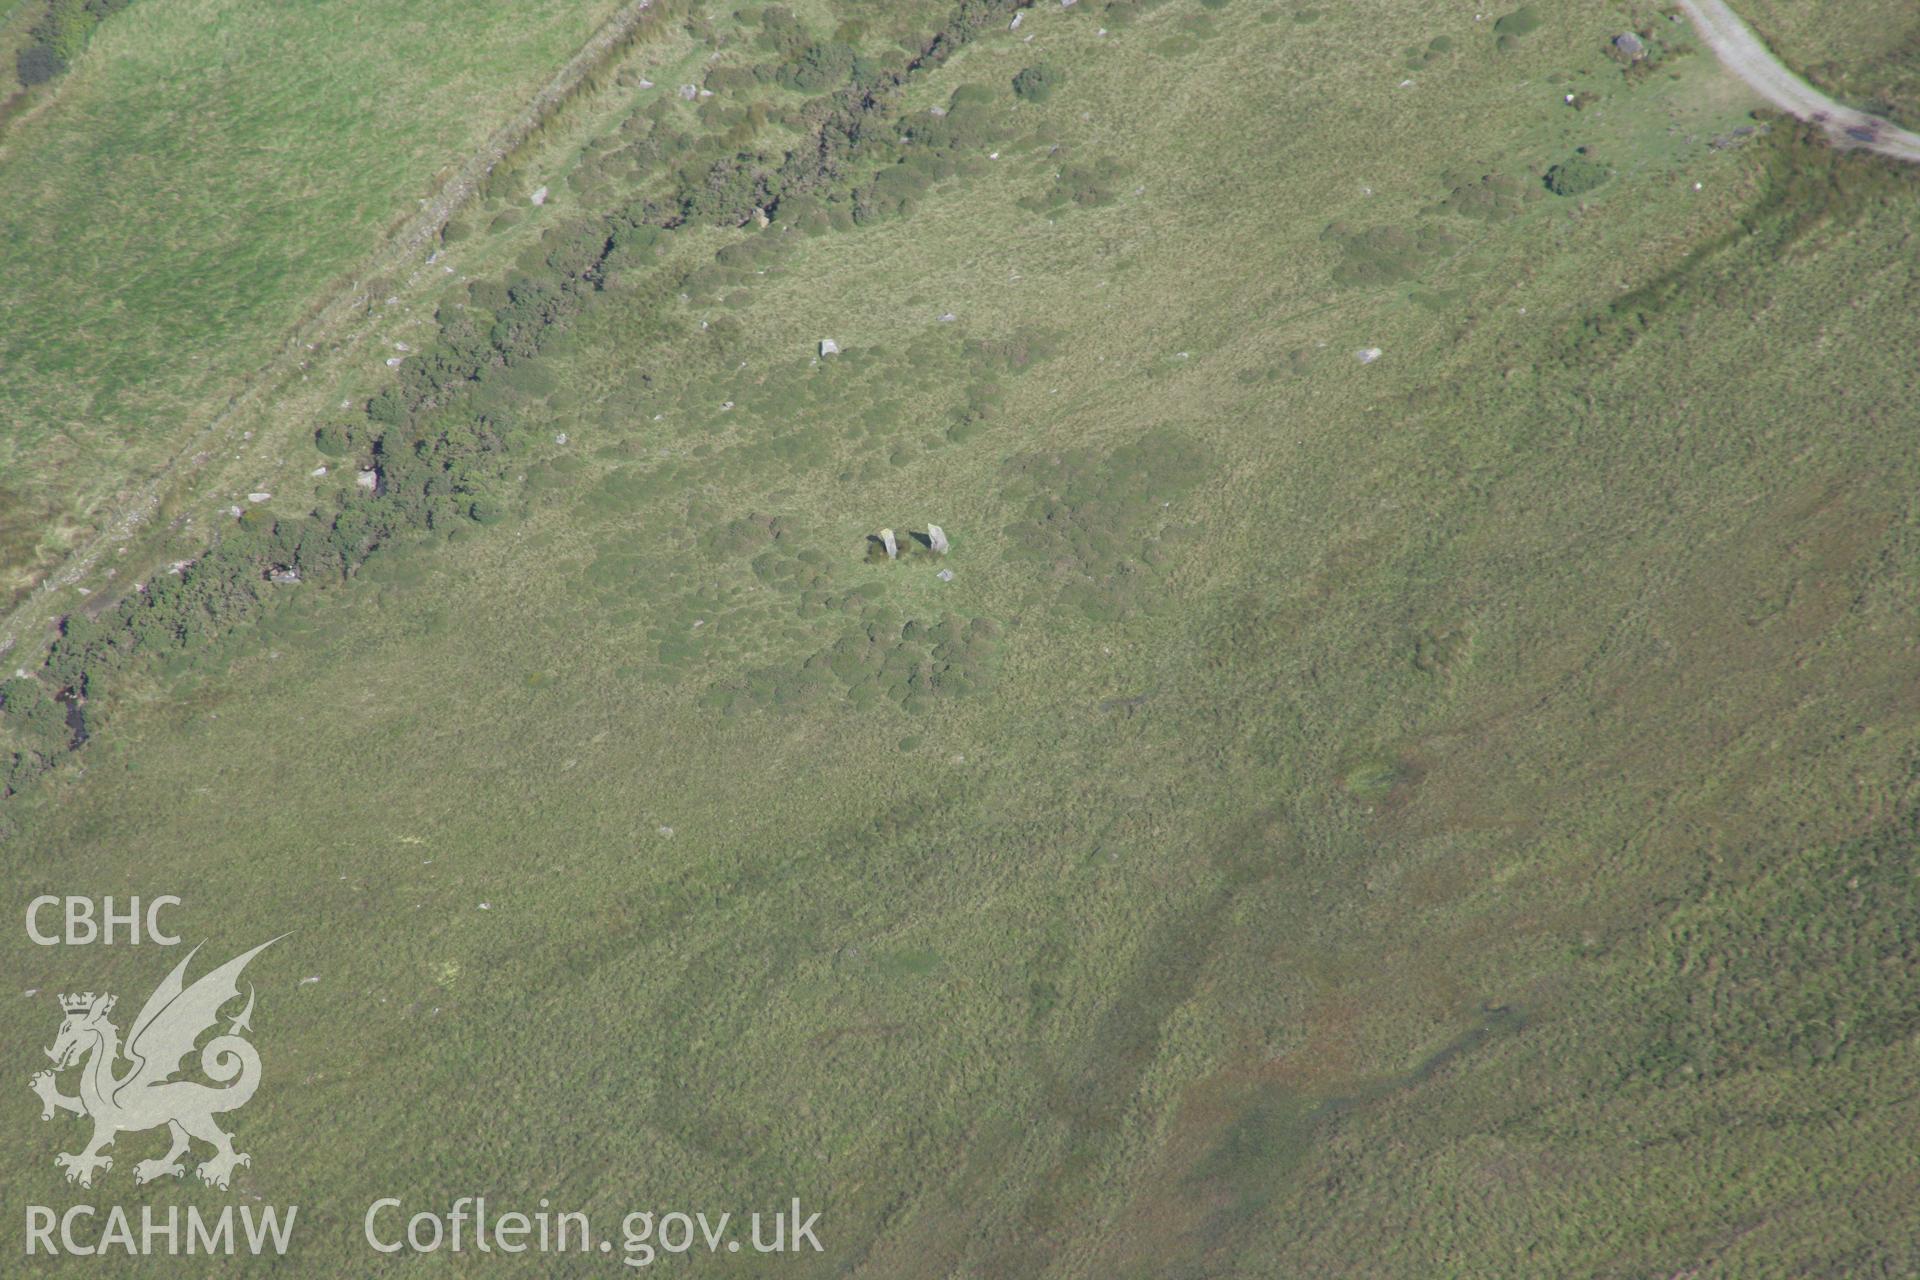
left=3, top=0, right=1918, bottom=1274
left=0, top=0, right=626, bottom=597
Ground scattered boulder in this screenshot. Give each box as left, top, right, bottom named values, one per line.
left=530, top=185, right=549, bottom=206
left=1612, top=32, right=1645, bottom=61
left=247, top=492, right=272, bottom=503
left=678, top=83, right=697, bottom=101
left=819, top=338, right=840, bottom=356
left=355, top=469, right=379, bottom=491
left=1356, top=347, right=1383, bottom=364
left=936, top=568, right=955, bottom=582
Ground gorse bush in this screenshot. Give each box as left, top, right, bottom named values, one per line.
left=1545, top=154, right=1610, bottom=197
left=16, top=44, right=67, bottom=86
left=1012, top=63, right=1065, bottom=102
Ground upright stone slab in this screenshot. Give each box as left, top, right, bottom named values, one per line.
left=880, top=528, right=898, bottom=560
left=927, top=524, right=950, bottom=555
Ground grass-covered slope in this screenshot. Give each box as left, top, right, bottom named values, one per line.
left=1738, top=0, right=1920, bottom=126
left=4, top=0, right=1919, bottom=1274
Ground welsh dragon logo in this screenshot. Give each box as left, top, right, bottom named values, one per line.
left=30, top=939, right=279, bottom=1190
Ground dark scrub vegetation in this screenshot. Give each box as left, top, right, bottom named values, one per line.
left=14, top=0, right=137, bottom=86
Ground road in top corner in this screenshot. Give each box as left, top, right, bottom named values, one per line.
left=1676, top=0, right=1920, bottom=163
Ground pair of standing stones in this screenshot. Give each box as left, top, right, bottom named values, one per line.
left=879, top=525, right=949, bottom=559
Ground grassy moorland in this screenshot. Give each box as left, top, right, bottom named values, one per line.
left=4, top=0, right=1919, bottom=1275
left=0, top=0, right=627, bottom=597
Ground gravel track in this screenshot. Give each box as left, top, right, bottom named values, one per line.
left=1677, top=0, right=1920, bottom=163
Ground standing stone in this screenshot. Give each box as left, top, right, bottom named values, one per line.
left=927, top=524, right=950, bottom=555
left=880, top=528, right=898, bottom=560
left=819, top=338, right=840, bottom=356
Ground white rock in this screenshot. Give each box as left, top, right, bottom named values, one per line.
left=530, top=185, right=549, bottom=206
left=247, top=492, right=272, bottom=503
left=1010, top=11, right=1023, bottom=28
left=386, top=357, right=403, bottom=367
left=356, top=469, right=379, bottom=491
left=927, top=524, right=950, bottom=555
left=819, top=338, right=840, bottom=356
left=937, top=568, right=955, bottom=582
left=311, top=465, right=328, bottom=477
left=1356, top=347, right=1383, bottom=364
